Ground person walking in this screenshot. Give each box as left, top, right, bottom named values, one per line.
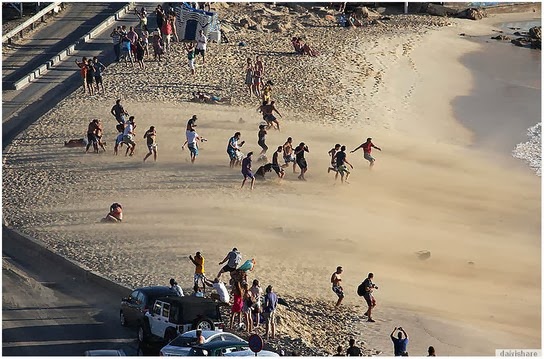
left=351, top=138, right=381, bottom=168
left=361, top=272, right=378, bottom=322
left=328, top=144, right=341, bottom=174
left=110, top=99, right=128, bottom=125
left=263, top=285, right=278, bottom=340
left=227, top=132, right=245, bottom=168
left=331, top=266, right=344, bottom=307
left=181, top=128, right=205, bottom=164
left=294, top=142, right=309, bottom=181
left=240, top=152, right=255, bottom=190
left=390, top=327, right=409, bottom=356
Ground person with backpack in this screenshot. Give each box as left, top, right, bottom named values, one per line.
left=216, top=247, right=242, bottom=279
left=358, top=272, right=378, bottom=322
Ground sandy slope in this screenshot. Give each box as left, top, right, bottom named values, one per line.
left=2, top=10, right=540, bottom=356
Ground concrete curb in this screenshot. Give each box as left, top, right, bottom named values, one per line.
left=12, top=2, right=135, bottom=91
left=2, top=224, right=133, bottom=297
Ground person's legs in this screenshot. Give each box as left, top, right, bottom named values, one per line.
left=143, top=147, right=153, bottom=162
left=241, top=176, right=247, bottom=189
left=250, top=176, right=255, bottom=190
left=229, top=311, right=235, bottom=329
left=270, top=312, right=275, bottom=338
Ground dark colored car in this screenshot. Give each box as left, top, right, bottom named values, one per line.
left=188, top=340, right=250, bottom=356
left=120, top=286, right=180, bottom=327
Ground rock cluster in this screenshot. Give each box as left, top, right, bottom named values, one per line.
left=511, top=26, right=541, bottom=49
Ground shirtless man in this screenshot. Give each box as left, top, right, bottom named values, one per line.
left=110, top=99, right=128, bottom=124
left=258, top=101, right=283, bottom=131
left=271, top=146, right=285, bottom=179
left=85, top=119, right=99, bottom=153
left=143, top=126, right=157, bottom=162
left=282, top=137, right=296, bottom=173
left=328, top=144, right=341, bottom=174
left=331, top=266, right=344, bottom=307
left=351, top=137, right=381, bottom=168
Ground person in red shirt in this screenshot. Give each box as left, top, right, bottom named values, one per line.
left=75, top=57, right=88, bottom=94
left=351, top=137, right=381, bottom=167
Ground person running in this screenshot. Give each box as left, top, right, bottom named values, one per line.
left=258, top=101, right=283, bottom=131
left=122, top=116, right=136, bottom=157
left=182, top=128, right=206, bottom=164
left=240, top=152, right=255, bottom=190
left=346, top=338, right=362, bottom=356
left=244, top=57, right=253, bottom=97
left=93, top=57, right=106, bottom=94
left=169, top=278, right=184, bottom=296
left=185, top=42, right=197, bottom=75
left=143, top=126, right=157, bottom=162
left=390, top=327, right=409, bottom=356
left=271, top=146, right=285, bottom=179
left=282, top=137, right=296, bottom=173
left=217, top=248, right=242, bottom=279
left=263, top=285, right=277, bottom=340
left=75, top=57, right=88, bottom=94
left=351, top=138, right=381, bottom=168
left=362, top=272, right=378, bottom=322
left=111, top=99, right=128, bottom=125
left=113, top=123, right=125, bottom=156
left=331, top=266, right=344, bottom=307
left=95, top=119, right=107, bottom=152
left=335, top=145, right=353, bottom=184
left=328, top=144, right=341, bottom=174
left=195, top=29, right=207, bottom=64
left=294, top=142, right=309, bottom=180
left=257, top=124, right=268, bottom=159
left=227, top=132, right=245, bottom=168
left=189, top=252, right=206, bottom=289
left=85, top=119, right=99, bottom=153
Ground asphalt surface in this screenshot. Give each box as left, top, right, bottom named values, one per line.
left=2, top=3, right=126, bottom=87
left=2, top=227, right=138, bottom=356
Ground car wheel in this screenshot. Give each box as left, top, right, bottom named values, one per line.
left=193, top=318, right=215, bottom=331
left=138, top=322, right=150, bottom=343
left=120, top=311, right=127, bottom=327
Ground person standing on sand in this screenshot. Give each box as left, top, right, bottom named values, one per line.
left=252, top=56, right=264, bottom=98
left=230, top=281, right=244, bottom=330
left=244, top=57, right=254, bottom=97
left=391, top=327, right=409, bottom=356
left=282, top=137, right=296, bottom=173
left=331, top=266, right=345, bottom=307
left=272, top=146, right=285, bottom=179
left=182, top=128, right=206, bottom=164
left=328, top=144, right=341, bottom=174
left=143, top=126, right=157, bottom=162
left=346, top=338, right=362, bottom=356
left=351, top=138, right=381, bottom=168
left=152, top=30, right=164, bottom=62
left=250, top=279, right=264, bottom=327
left=263, top=285, right=278, bottom=340
left=110, top=26, right=122, bottom=62
left=85, top=59, right=95, bottom=96
left=335, top=145, right=353, bottom=184
left=361, top=272, right=378, bottom=322
left=85, top=119, right=99, bottom=153
left=185, top=42, right=197, bottom=75
left=242, top=282, right=254, bottom=334
left=75, top=57, right=88, bottom=94
left=93, top=57, right=106, bottom=94
left=294, top=142, right=309, bottom=180
left=195, top=29, right=207, bottom=65
left=257, top=124, right=268, bottom=159
left=240, top=152, right=255, bottom=190
left=227, top=132, right=245, bottom=168
left=189, top=252, right=206, bottom=289
left=135, top=38, right=146, bottom=70
left=187, top=115, right=198, bottom=131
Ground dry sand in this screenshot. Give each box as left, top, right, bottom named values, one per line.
left=2, top=5, right=540, bottom=356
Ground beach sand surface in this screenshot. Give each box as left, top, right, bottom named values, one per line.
left=2, top=9, right=540, bottom=356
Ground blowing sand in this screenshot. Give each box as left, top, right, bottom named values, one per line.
left=2, top=5, right=540, bottom=356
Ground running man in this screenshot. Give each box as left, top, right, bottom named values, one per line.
left=227, top=132, right=245, bottom=168
left=294, top=142, right=309, bottom=181
left=271, top=146, right=285, bottom=179
left=331, top=266, right=344, bottom=307
left=351, top=137, right=381, bottom=168
left=189, top=252, right=206, bottom=289
left=85, top=119, right=99, bottom=153
left=334, top=145, right=353, bottom=184
left=111, top=99, right=128, bottom=124
left=240, top=152, right=255, bottom=190
left=282, top=137, right=296, bottom=173
left=328, top=144, right=341, bottom=174
left=143, top=126, right=157, bottom=162
left=258, top=101, right=283, bottom=131
left=122, top=116, right=136, bottom=157
left=182, top=128, right=206, bottom=164
left=257, top=124, right=268, bottom=159
left=113, top=123, right=125, bottom=155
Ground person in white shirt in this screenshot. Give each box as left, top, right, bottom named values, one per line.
left=182, top=128, right=206, bottom=163
left=195, top=29, right=207, bottom=65
left=204, top=277, right=230, bottom=304
left=121, top=116, right=136, bottom=156
left=169, top=278, right=184, bottom=296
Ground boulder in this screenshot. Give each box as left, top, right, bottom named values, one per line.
left=511, top=38, right=530, bottom=47
left=354, top=6, right=380, bottom=18
left=268, top=21, right=286, bottom=33
left=458, top=8, right=487, bottom=20
left=425, top=3, right=458, bottom=17
left=529, top=26, right=541, bottom=40
left=491, top=35, right=510, bottom=41
left=239, top=17, right=257, bottom=28
left=290, top=4, right=308, bottom=14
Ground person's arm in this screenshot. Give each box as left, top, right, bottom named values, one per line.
left=219, top=254, right=229, bottom=265
left=181, top=140, right=188, bottom=149
left=345, top=158, right=354, bottom=168
left=351, top=144, right=363, bottom=153
left=305, top=146, right=309, bottom=152
left=189, top=255, right=198, bottom=265
left=390, top=327, right=397, bottom=339
left=110, top=106, right=116, bottom=116
left=273, top=107, right=283, bottom=117
left=372, top=144, right=381, bottom=151
left=143, top=131, right=148, bottom=139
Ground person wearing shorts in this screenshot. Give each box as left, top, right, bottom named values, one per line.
left=294, top=142, right=309, bottom=181
left=93, top=57, right=106, bottom=94
left=195, top=29, right=207, bottom=64
left=334, top=145, right=353, bottom=184
left=240, top=152, right=255, bottom=190
left=122, top=117, right=136, bottom=156
left=227, top=132, right=244, bottom=168
left=362, top=273, right=378, bottom=322
left=331, top=266, right=344, bottom=307
left=85, top=119, right=99, bottom=153
left=185, top=42, right=196, bottom=75
left=271, top=146, right=285, bottom=179
left=217, top=248, right=242, bottom=279
left=257, top=125, right=268, bottom=157
left=182, top=128, right=205, bottom=164
left=143, top=126, right=157, bottom=162
left=328, top=144, right=341, bottom=174
left=351, top=137, right=381, bottom=168
left=263, top=285, right=277, bottom=340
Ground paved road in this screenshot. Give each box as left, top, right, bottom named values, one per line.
left=2, top=227, right=138, bottom=356
left=2, top=3, right=126, bottom=87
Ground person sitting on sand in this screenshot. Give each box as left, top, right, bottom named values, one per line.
left=143, top=126, right=157, bottom=162
left=391, top=327, right=409, bottom=356
left=192, top=284, right=204, bottom=298
left=347, top=13, right=363, bottom=27
left=203, top=277, right=230, bottom=304
left=328, top=144, right=341, bottom=174
left=192, top=91, right=227, bottom=104
left=295, top=37, right=320, bottom=57
left=255, top=163, right=274, bottom=180
left=64, top=138, right=86, bottom=148
left=258, top=101, right=283, bottom=131
left=227, top=132, right=245, bottom=168
left=291, top=37, right=304, bottom=54
left=240, top=152, right=255, bottom=190
left=346, top=338, right=362, bottom=356
left=271, top=146, right=285, bottom=179
left=351, top=137, right=381, bottom=168
left=101, top=202, right=123, bottom=223
left=331, top=266, right=345, bottom=307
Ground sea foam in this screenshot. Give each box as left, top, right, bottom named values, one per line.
left=512, top=123, right=542, bottom=176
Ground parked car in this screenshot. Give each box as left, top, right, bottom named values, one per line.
left=139, top=296, right=224, bottom=345
left=160, top=330, right=245, bottom=356
left=84, top=349, right=126, bottom=356
left=187, top=341, right=250, bottom=356
left=224, top=349, right=280, bottom=357
left=120, top=286, right=180, bottom=327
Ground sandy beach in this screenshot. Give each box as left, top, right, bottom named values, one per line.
left=2, top=4, right=541, bottom=356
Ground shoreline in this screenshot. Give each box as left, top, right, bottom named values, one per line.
left=2, top=6, right=541, bottom=356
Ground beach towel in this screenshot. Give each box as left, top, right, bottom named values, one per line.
left=238, top=259, right=255, bottom=272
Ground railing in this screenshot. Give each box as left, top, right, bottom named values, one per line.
left=2, top=2, right=63, bottom=45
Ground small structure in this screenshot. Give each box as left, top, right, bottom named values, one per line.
left=174, top=3, right=220, bottom=42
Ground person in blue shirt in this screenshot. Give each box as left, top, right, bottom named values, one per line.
left=263, top=285, right=278, bottom=340
left=390, top=327, right=409, bottom=356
